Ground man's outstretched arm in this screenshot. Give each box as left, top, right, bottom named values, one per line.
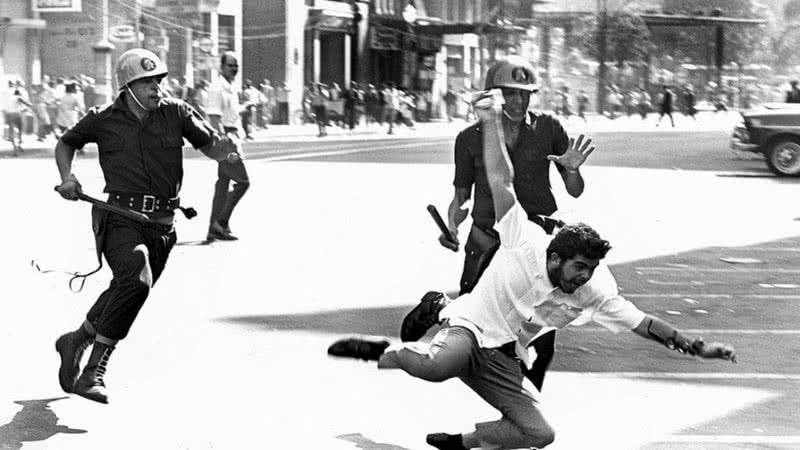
left=632, top=314, right=737, bottom=363
left=475, top=90, right=515, bottom=222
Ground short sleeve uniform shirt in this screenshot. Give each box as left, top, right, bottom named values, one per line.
left=453, top=112, right=570, bottom=228
left=60, top=93, right=215, bottom=198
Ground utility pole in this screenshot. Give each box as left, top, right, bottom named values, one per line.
left=596, top=0, right=607, bottom=114
left=92, top=0, right=115, bottom=106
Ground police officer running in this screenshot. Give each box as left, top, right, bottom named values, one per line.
left=400, top=57, right=593, bottom=392
left=54, top=49, right=239, bottom=403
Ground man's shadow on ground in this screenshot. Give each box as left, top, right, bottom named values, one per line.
left=217, top=305, right=410, bottom=338
left=0, top=397, right=85, bottom=450
left=336, top=433, right=414, bottom=450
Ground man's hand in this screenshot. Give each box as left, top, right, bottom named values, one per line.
left=227, top=151, right=242, bottom=163
left=55, top=174, right=82, bottom=201
left=471, top=89, right=504, bottom=123
left=694, top=339, right=737, bottom=363
left=438, top=229, right=459, bottom=252
left=222, top=135, right=243, bottom=162
left=547, top=134, right=595, bottom=172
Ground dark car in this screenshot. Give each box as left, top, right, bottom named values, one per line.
left=730, top=103, right=800, bottom=177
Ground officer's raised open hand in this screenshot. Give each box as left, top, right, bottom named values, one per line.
left=56, top=174, right=82, bottom=201
left=547, top=134, right=595, bottom=172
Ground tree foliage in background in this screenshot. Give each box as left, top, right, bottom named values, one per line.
left=772, top=0, right=800, bottom=71
left=578, top=10, right=653, bottom=69
left=654, top=0, right=772, bottom=67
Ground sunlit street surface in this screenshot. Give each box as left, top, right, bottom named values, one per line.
left=1, top=116, right=798, bottom=449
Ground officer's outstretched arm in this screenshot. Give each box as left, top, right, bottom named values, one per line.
left=632, top=314, right=737, bottom=363
left=199, top=134, right=239, bottom=162
left=475, top=91, right=515, bottom=222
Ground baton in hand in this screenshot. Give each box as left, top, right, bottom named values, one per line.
left=54, top=187, right=151, bottom=222
left=427, top=204, right=456, bottom=245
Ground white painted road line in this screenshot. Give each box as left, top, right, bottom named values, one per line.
left=579, top=372, right=800, bottom=380
left=656, top=435, right=800, bottom=444
left=576, top=328, right=800, bottom=335
left=625, top=293, right=800, bottom=299
left=636, top=267, right=800, bottom=273
left=253, top=142, right=429, bottom=162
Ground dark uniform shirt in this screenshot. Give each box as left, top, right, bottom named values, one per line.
left=453, top=112, right=569, bottom=228
left=61, top=92, right=216, bottom=198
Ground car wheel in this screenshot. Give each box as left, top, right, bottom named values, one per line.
left=766, top=138, right=800, bottom=177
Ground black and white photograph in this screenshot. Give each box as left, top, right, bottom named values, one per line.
left=0, top=0, right=798, bottom=448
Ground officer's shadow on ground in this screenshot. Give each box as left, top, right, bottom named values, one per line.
left=336, top=433, right=414, bottom=450
left=0, top=397, right=86, bottom=450
left=216, top=305, right=411, bottom=338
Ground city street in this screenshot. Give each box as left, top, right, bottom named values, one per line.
left=1, top=114, right=799, bottom=449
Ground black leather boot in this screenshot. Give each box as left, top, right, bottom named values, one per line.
left=73, top=341, right=115, bottom=404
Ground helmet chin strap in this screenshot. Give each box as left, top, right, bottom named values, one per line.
left=126, top=85, right=157, bottom=112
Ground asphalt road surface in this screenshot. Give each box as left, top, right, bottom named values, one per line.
left=0, top=126, right=797, bottom=449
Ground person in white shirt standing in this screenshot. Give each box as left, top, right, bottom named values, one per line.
left=327, top=89, right=737, bottom=450
left=205, top=51, right=249, bottom=241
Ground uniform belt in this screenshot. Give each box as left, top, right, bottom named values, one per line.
left=494, top=341, right=518, bottom=359
left=107, top=192, right=179, bottom=214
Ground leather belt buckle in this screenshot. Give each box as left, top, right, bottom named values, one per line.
left=141, top=195, right=156, bottom=213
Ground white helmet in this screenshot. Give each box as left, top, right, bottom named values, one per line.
left=484, top=56, right=538, bottom=92
left=115, top=48, right=168, bottom=91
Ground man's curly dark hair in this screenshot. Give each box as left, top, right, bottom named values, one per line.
left=547, top=223, right=611, bottom=261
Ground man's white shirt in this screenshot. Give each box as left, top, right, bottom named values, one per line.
left=441, top=202, right=645, bottom=368
left=206, top=76, right=240, bottom=128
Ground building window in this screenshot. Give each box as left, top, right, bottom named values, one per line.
left=446, top=44, right=464, bottom=76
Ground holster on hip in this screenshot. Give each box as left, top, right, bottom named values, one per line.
left=459, top=224, right=501, bottom=295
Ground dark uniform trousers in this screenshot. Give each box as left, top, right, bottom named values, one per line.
left=210, top=127, right=250, bottom=229
left=87, top=213, right=176, bottom=341
left=459, top=222, right=557, bottom=392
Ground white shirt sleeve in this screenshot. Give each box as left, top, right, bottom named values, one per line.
left=206, top=82, right=223, bottom=117
left=495, top=202, right=545, bottom=249
left=586, top=265, right=646, bottom=332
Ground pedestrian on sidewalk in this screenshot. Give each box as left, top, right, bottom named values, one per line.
left=311, top=82, right=329, bottom=137
left=56, top=81, right=85, bottom=143
left=576, top=89, right=589, bottom=122
left=53, top=48, right=239, bottom=404
left=2, top=80, right=32, bottom=155
left=206, top=51, right=250, bottom=241
left=786, top=80, right=800, bottom=103
left=656, top=84, right=675, bottom=128
left=276, top=81, right=290, bottom=124
left=399, top=57, right=589, bottom=393
left=328, top=87, right=737, bottom=450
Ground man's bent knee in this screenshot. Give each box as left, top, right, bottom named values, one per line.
left=521, top=425, right=555, bottom=448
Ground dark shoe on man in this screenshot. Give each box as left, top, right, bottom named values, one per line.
left=400, top=291, right=445, bottom=342
left=327, top=337, right=390, bottom=361
left=207, top=222, right=238, bottom=241
left=73, top=341, right=115, bottom=404
left=426, top=433, right=467, bottom=450
left=55, top=329, right=93, bottom=393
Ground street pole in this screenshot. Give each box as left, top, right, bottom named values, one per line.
left=596, top=0, right=608, bottom=114
left=92, top=0, right=115, bottom=106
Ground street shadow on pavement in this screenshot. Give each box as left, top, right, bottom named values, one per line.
left=0, top=397, right=86, bottom=449
left=336, top=433, right=414, bottom=450
left=217, top=305, right=409, bottom=338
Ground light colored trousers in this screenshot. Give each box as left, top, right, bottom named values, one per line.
left=378, top=326, right=555, bottom=449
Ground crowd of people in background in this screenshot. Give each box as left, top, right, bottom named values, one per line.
left=6, top=71, right=800, bottom=150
